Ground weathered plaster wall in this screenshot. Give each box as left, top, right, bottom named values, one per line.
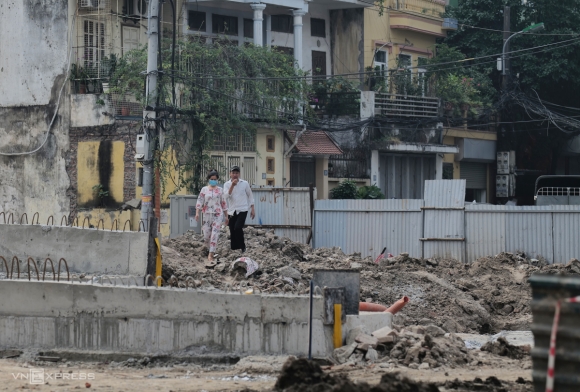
left=0, top=0, right=68, bottom=107
left=67, top=124, right=138, bottom=215
left=330, top=9, right=364, bottom=86
left=0, top=0, right=71, bottom=217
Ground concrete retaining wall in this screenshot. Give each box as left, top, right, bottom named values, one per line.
left=0, top=281, right=334, bottom=357
left=0, top=224, right=148, bottom=275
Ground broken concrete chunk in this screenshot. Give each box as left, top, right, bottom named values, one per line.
left=406, top=326, right=426, bottom=335
left=365, top=348, right=379, bottom=362
left=418, top=362, right=430, bottom=370
left=350, top=262, right=362, bottom=269
left=346, top=326, right=367, bottom=346
left=278, top=266, right=301, bottom=280
left=355, top=333, right=378, bottom=350
left=333, top=343, right=357, bottom=364
left=425, top=324, right=445, bottom=337
left=372, top=326, right=398, bottom=344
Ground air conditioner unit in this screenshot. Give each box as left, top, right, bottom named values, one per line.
left=496, top=174, right=516, bottom=198
left=80, top=0, right=105, bottom=9
left=497, top=150, right=515, bottom=174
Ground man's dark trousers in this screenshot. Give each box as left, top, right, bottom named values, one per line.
left=228, top=211, right=248, bottom=251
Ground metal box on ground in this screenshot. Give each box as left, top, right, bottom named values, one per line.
left=312, top=269, right=360, bottom=315
left=169, top=195, right=201, bottom=238
left=529, top=274, right=580, bottom=392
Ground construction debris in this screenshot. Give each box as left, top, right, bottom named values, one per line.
left=162, top=228, right=579, bottom=334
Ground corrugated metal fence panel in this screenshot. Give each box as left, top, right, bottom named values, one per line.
left=424, top=179, right=466, bottom=207
left=505, top=206, right=554, bottom=263
left=465, top=204, right=506, bottom=262
left=313, top=199, right=423, bottom=258
left=247, top=187, right=312, bottom=243
left=552, top=205, right=580, bottom=263
left=423, top=209, right=465, bottom=261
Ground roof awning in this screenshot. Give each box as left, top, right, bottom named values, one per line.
left=287, top=130, right=343, bottom=156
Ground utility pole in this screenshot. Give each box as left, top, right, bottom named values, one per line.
left=501, top=6, right=510, bottom=92
left=140, top=0, right=160, bottom=232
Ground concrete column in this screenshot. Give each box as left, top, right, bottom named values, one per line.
left=435, top=153, right=443, bottom=180
left=292, top=10, right=306, bottom=69
left=265, top=14, right=272, bottom=48
left=250, top=3, right=266, bottom=47
left=315, top=156, right=329, bottom=199
left=371, top=150, right=380, bottom=189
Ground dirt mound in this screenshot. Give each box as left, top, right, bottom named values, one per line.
left=442, top=376, right=532, bottom=392
left=273, top=358, right=438, bottom=392
left=480, top=337, right=528, bottom=360
left=162, top=228, right=579, bottom=334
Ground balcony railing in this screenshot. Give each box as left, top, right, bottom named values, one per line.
left=375, top=93, right=440, bottom=118
left=389, top=0, right=446, bottom=18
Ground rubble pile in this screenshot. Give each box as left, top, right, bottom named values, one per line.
left=162, top=228, right=579, bottom=333
left=334, top=326, right=478, bottom=370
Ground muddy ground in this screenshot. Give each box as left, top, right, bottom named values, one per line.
left=0, top=354, right=533, bottom=392
left=162, top=227, right=580, bottom=334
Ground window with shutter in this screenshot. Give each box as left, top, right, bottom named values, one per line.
left=188, top=11, right=206, bottom=32
left=271, top=15, right=293, bottom=33
left=311, top=18, right=326, bottom=37
left=212, top=14, right=238, bottom=35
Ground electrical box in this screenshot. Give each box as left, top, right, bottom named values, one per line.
left=496, top=174, right=515, bottom=198
left=497, top=151, right=515, bottom=174
left=169, top=195, right=202, bottom=238
left=135, top=134, right=146, bottom=161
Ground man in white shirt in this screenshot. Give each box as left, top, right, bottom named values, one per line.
left=223, top=165, right=255, bottom=253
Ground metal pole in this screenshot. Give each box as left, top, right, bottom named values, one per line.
left=501, top=6, right=510, bottom=90
left=308, top=280, right=313, bottom=360
left=140, top=0, right=160, bottom=232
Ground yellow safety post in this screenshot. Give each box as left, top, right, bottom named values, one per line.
left=334, top=304, right=342, bottom=349
left=154, top=238, right=162, bottom=287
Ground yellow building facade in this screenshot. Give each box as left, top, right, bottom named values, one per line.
left=364, top=0, right=447, bottom=85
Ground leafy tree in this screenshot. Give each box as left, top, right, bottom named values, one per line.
left=443, top=0, right=580, bottom=174
left=110, top=39, right=312, bottom=193
left=357, top=185, right=385, bottom=200
left=330, top=180, right=358, bottom=199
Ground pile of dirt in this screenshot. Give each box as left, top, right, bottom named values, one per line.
left=480, top=337, right=528, bottom=360
left=270, top=358, right=532, bottom=392
left=273, top=358, right=438, bottom=392
left=162, top=228, right=579, bottom=333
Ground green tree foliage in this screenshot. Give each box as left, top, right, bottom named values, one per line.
left=330, top=180, right=358, bottom=199
left=330, top=181, right=386, bottom=200
left=109, top=39, right=312, bottom=193
left=427, top=44, right=496, bottom=112
left=357, top=185, right=385, bottom=200
left=446, top=0, right=580, bottom=102
left=444, top=0, right=580, bottom=173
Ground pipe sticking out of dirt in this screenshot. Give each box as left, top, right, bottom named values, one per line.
left=385, top=296, right=410, bottom=315
left=359, top=302, right=388, bottom=312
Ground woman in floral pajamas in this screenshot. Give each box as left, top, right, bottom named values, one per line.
left=195, top=170, right=229, bottom=262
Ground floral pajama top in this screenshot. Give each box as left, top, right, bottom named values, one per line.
left=196, top=186, right=228, bottom=252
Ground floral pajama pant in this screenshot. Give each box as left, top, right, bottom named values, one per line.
left=202, top=213, right=224, bottom=253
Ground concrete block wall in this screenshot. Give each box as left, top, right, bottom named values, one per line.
left=0, top=281, right=334, bottom=357
left=0, top=224, right=148, bottom=275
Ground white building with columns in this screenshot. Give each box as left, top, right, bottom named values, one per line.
left=182, top=0, right=369, bottom=77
